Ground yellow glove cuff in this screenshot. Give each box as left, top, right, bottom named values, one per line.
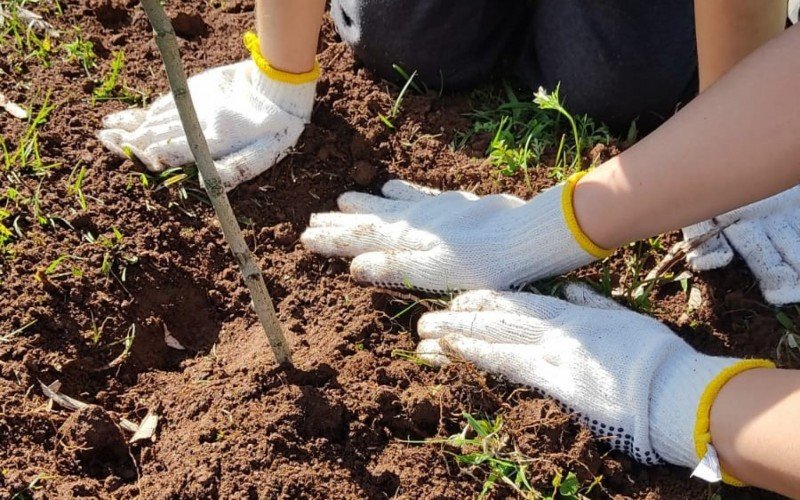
left=561, top=171, right=615, bottom=259
left=693, top=358, right=776, bottom=486
left=243, top=32, right=320, bottom=85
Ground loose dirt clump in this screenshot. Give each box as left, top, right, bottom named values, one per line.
left=58, top=405, right=134, bottom=479
left=0, top=2, right=791, bottom=499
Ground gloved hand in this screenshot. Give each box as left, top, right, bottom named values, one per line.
left=682, top=186, right=800, bottom=305
left=415, top=283, right=773, bottom=484
left=301, top=173, right=614, bottom=292
left=97, top=33, right=317, bottom=191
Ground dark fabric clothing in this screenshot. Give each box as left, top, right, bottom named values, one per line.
left=331, top=0, right=698, bottom=131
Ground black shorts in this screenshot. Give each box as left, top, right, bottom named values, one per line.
left=331, top=0, right=699, bottom=131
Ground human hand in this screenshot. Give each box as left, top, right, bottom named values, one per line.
left=301, top=174, right=613, bottom=292
left=98, top=33, right=317, bottom=191
left=682, top=186, right=800, bottom=305
left=415, top=283, right=773, bottom=483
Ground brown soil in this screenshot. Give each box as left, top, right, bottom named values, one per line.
left=0, top=2, right=793, bottom=499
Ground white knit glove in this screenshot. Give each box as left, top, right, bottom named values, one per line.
left=416, top=283, right=774, bottom=484
left=682, top=186, right=800, bottom=305
left=301, top=173, right=614, bottom=292
left=98, top=33, right=317, bottom=191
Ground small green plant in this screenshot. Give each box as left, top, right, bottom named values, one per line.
left=67, top=163, right=89, bottom=210
left=378, top=66, right=419, bottom=129
left=10, top=472, right=55, bottom=500
left=92, top=50, right=143, bottom=105
left=412, top=412, right=600, bottom=499
left=0, top=319, right=37, bottom=344
left=84, top=226, right=138, bottom=287
left=456, top=84, right=612, bottom=183
left=44, top=253, right=84, bottom=278
left=533, top=85, right=582, bottom=174
left=1, top=1, right=64, bottom=72
left=390, top=348, right=433, bottom=367
left=63, top=34, right=96, bottom=76
left=0, top=92, right=59, bottom=254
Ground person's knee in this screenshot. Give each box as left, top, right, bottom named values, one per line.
left=519, top=0, right=697, bottom=131
left=331, top=0, right=527, bottom=90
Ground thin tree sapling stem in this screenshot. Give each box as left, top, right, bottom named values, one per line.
left=139, top=0, right=292, bottom=364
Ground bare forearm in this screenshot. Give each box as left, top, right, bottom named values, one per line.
left=256, top=0, right=325, bottom=74
left=711, top=369, right=800, bottom=497
left=574, top=25, right=800, bottom=249
left=695, top=0, right=787, bottom=90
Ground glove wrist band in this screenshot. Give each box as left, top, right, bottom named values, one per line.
left=244, top=32, right=320, bottom=84
left=693, top=358, right=775, bottom=486
left=562, top=171, right=615, bottom=259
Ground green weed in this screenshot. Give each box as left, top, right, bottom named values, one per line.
left=0, top=0, right=62, bottom=70
left=533, top=85, right=582, bottom=173
left=44, top=253, right=84, bottom=278
left=456, top=83, right=612, bottom=182
left=66, top=163, right=88, bottom=210
left=83, top=226, right=137, bottom=287
left=413, top=412, right=601, bottom=499
left=92, top=51, right=144, bottom=105
left=0, top=319, right=37, bottom=344
left=378, top=66, right=420, bottom=129
left=9, top=472, right=54, bottom=500
left=0, top=92, right=59, bottom=254
left=390, top=349, right=433, bottom=367
left=62, top=33, right=96, bottom=76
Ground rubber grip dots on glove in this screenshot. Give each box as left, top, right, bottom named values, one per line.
left=693, top=358, right=775, bottom=486
left=243, top=32, right=320, bottom=84
left=561, top=171, right=616, bottom=259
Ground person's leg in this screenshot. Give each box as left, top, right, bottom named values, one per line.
left=330, top=0, right=530, bottom=90
left=515, top=0, right=697, bottom=132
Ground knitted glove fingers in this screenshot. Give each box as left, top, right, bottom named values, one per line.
left=415, top=338, right=450, bottom=366
left=438, top=335, right=516, bottom=375
left=724, top=218, right=800, bottom=305
left=438, top=335, right=567, bottom=391
left=101, top=108, right=147, bottom=132
left=561, top=282, right=626, bottom=311
left=449, top=289, right=569, bottom=320
left=349, top=250, right=454, bottom=291
left=300, top=226, right=398, bottom=258
left=682, top=220, right=734, bottom=271
left=98, top=117, right=190, bottom=172
left=418, top=310, right=552, bottom=344
left=309, top=212, right=399, bottom=228
left=212, top=132, right=300, bottom=192
left=381, top=179, right=440, bottom=201
left=303, top=216, right=436, bottom=256
left=336, top=191, right=411, bottom=216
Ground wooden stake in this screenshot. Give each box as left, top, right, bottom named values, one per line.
left=139, top=0, right=292, bottom=364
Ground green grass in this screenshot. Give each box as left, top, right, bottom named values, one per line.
left=412, top=411, right=601, bottom=499
left=0, top=319, right=37, bottom=344
left=0, top=92, right=59, bottom=255
left=83, top=226, right=137, bottom=286
left=456, top=83, right=612, bottom=182
left=62, top=32, right=96, bottom=76
left=92, top=50, right=145, bottom=105
left=0, top=0, right=62, bottom=71
left=66, top=163, right=89, bottom=210
left=9, top=472, right=54, bottom=500
left=378, top=64, right=422, bottom=130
